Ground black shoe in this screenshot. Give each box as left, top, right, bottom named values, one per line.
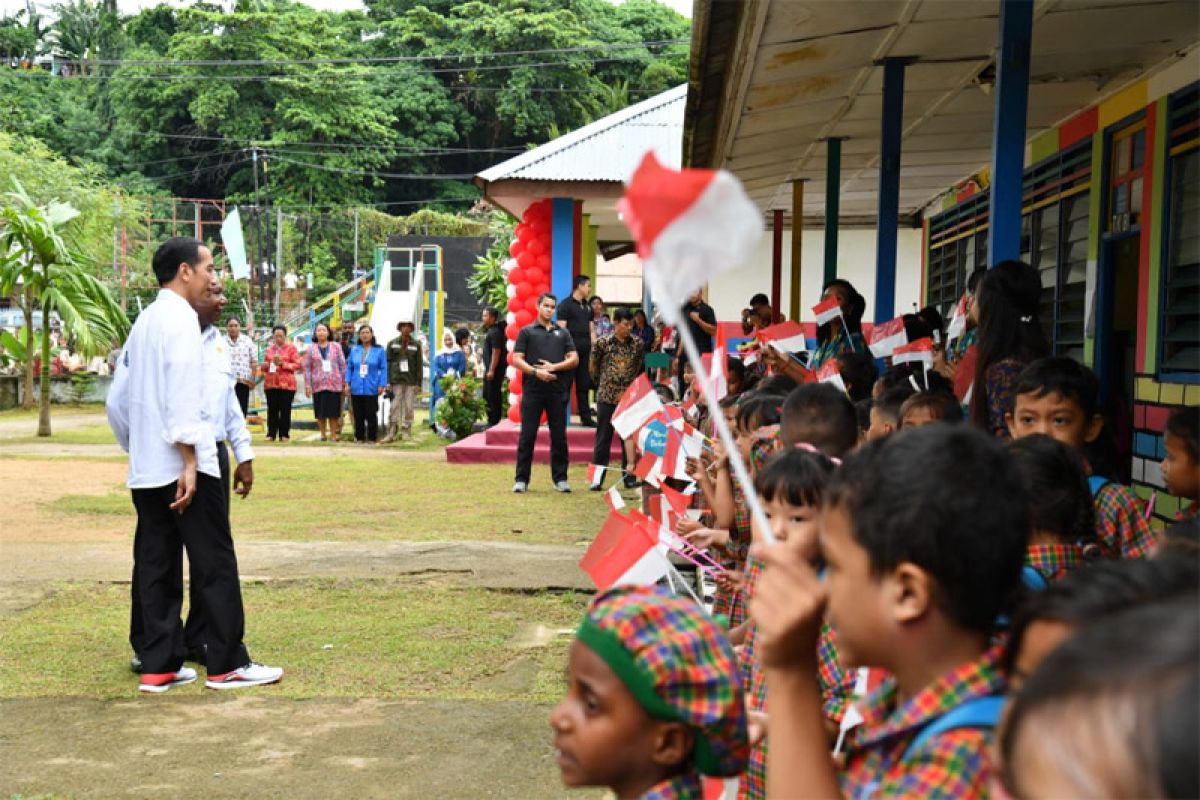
left=580, top=419, right=597, bottom=428
left=623, top=476, right=641, bottom=489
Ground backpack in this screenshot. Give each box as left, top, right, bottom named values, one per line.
left=1088, top=474, right=1113, bottom=497
left=902, top=695, right=1007, bottom=760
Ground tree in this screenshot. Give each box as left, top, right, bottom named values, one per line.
left=0, top=179, right=128, bottom=435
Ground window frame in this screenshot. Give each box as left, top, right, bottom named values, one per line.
left=1156, top=82, right=1200, bottom=383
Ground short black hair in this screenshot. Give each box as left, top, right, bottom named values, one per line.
left=1004, top=551, right=1200, bottom=675
left=749, top=293, right=770, bottom=308
left=727, top=356, right=747, bottom=387
left=899, top=391, right=964, bottom=425
left=1166, top=406, right=1199, bottom=463
left=272, top=324, right=286, bottom=334
left=482, top=306, right=499, bottom=320
left=152, top=237, right=204, bottom=286
left=854, top=398, right=873, bottom=433
left=780, top=383, right=858, bottom=458
left=537, top=292, right=557, bottom=306
left=756, top=448, right=835, bottom=510
left=916, top=305, right=945, bottom=340
left=874, top=385, right=915, bottom=424
left=572, top=275, right=591, bottom=289
left=455, top=327, right=471, bottom=344
left=835, top=351, right=878, bottom=402
left=966, top=266, right=986, bottom=295
left=901, top=313, right=933, bottom=343
left=736, top=391, right=784, bottom=433
left=654, top=384, right=675, bottom=403
left=612, top=307, right=633, bottom=323
left=1007, top=434, right=1096, bottom=546
left=756, top=374, right=798, bottom=396
left=827, top=426, right=1029, bottom=634
left=1014, top=357, right=1100, bottom=418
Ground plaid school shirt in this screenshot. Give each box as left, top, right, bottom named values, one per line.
left=1024, top=543, right=1085, bottom=583
left=713, top=482, right=754, bottom=628
left=1094, top=482, right=1156, bottom=559
left=641, top=770, right=703, bottom=799
left=840, top=645, right=1005, bottom=800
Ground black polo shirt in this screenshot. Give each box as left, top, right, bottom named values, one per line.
left=482, top=322, right=505, bottom=375
left=515, top=321, right=576, bottom=393
left=682, top=299, right=717, bottom=355
left=556, top=295, right=592, bottom=342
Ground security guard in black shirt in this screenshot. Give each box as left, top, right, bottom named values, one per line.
left=512, top=293, right=578, bottom=494
left=555, top=275, right=596, bottom=426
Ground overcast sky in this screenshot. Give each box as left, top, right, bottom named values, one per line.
left=1, top=0, right=691, bottom=20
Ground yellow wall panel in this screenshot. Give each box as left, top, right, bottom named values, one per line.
left=1099, top=80, right=1148, bottom=128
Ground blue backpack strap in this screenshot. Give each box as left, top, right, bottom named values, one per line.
left=903, top=696, right=1006, bottom=761
left=1021, top=564, right=1049, bottom=592
left=1088, top=474, right=1112, bottom=498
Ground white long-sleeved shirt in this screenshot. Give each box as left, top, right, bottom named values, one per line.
left=202, top=324, right=254, bottom=465
left=105, top=289, right=219, bottom=488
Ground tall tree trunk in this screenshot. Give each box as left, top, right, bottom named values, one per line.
left=37, top=299, right=51, bottom=437
left=20, top=289, right=34, bottom=410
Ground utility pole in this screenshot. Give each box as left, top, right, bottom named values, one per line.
left=353, top=208, right=359, bottom=276
left=252, top=147, right=265, bottom=317
left=275, top=206, right=283, bottom=321
left=112, top=199, right=125, bottom=314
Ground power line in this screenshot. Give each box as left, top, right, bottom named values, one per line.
left=267, top=153, right=476, bottom=180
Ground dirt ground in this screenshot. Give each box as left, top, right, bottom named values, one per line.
left=0, top=444, right=601, bottom=799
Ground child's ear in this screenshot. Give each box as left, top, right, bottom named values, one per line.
left=888, top=563, right=932, bottom=625
left=651, top=721, right=695, bottom=769
left=1084, top=413, right=1104, bottom=444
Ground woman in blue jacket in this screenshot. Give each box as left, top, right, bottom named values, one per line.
left=430, top=329, right=467, bottom=424
left=343, top=324, right=388, bottom=442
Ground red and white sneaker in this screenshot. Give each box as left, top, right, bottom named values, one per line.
left=138, top=666, right=198, bottom=694
left=205, top=662, right=284, bottom=690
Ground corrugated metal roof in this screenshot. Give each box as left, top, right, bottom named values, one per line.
left=476, top=84, right=686, bottom=184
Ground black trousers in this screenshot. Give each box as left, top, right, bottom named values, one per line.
left=352, top=394, right=379, bottom=441
left=483, top=373, right=504, bottom=427
left=129, top=450, right=248, bottom=675
left=567, top=339, right=593, bottom=423
left=178, top=442, right=233, bottom=655
left=265, top=388, right=294, bottom=438
left=234, top=382, right=250, bottom=416
left=592, top=401, right=628, bottom=475
left=515, top=388, right=569, bottom=484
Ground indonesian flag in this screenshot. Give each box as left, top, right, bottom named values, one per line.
left=817, top=359, right=846, bottom=393
left=703, top=777, right=739, bottom=800
left=757, top=320, right=808, bottom=355
left=604, top=485, right=625, bottom=511
left=812, top=296, right=843, bottom=326
left=613, top=374, right=663, bottom=439
left=579, top=511, right=670, bottom=590
left=587, top=464, right=606, bottom=485
left=946, top=292, right=969, bottom=342
left=709, top=324, right=729, bottom=401
left=893, top=337, right=935, bottom=369
left=631, top=452, right=662, bottom=487
left=617, top=153, right=762, bottom=306
left=867, top=316, right=908, bottom=358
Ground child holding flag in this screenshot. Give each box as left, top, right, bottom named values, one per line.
left=550, top=585, right=749, bottom=799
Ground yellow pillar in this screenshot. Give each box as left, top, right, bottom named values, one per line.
left=581, top=216, right=598, bottom=283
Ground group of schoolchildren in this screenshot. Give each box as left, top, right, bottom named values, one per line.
left=548, top=326, right=1199, bottom=798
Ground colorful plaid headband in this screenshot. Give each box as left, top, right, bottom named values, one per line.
left=578, top=585, right=749, bottom=777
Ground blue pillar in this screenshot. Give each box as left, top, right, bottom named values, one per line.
left=551, top=198, right=575, bottom=304
left=987, top=0, right=1034, bottom=267
left=874, top=57, right=910, bottom=322
left=824, top=137, right=842, bottom=284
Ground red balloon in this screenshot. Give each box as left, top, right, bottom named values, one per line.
left=508, top=267, right=524, bottom=285
left=508, top=240, right=522, bottom=259
left=506, top=327, right=519, bottom=342
left=527, top=238, right=544, bottom=256
left=510, top=372, right=522, bottom=392
left=516, top=309, right=534, bottom=327
left=536, top=253, right=550, bottom=270
left=525, top=268, right=543, bottom=286
left=508, top=405, right=522, bottom=423
left=516, top=281, right=534, bottom=299
left=506, top=297, right=521, bottom=313
left=524, top=295, right=538, bottom=313
left=517, top=250, right=535, bottom=270
left=514, top=224, right=528, bottom=239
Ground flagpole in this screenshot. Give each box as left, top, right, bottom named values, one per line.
left=653, top=277, right=776, bottom=546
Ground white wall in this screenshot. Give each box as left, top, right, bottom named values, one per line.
left=706, top=227, right=925, bottom=324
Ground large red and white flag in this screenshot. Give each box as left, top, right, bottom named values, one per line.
left=812, top=296, right=843, bottom=326
left=613, top=374, right=663, bottom=439
left=946, top=292, right=969, bottom=342
left=867, top=316, right=907, bottom=358
left=631, top=452, right=662, bottom=487
left=817, top=359, right=846, bottom=393
left=617, top=152, right=762, bottom=306
left=893, top=337, right=935, bottom=369
left=756, top=320, right=808, bottom=355
left=579, top=511, right=670, bottom=590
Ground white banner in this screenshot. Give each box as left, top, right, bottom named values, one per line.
left=221, top=207, right=250, bottom=280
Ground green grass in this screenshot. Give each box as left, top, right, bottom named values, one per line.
left=0, top=581, right=587, bottom=702
left=0, top=402, right=107, bottom=420
left=47, top=456, right=615, bottom=545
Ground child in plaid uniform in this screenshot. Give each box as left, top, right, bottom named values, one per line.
left=1006, top=358, right=1156, bottom=558
left=752, top=426, right=1028, bottom=798
left=1008, top=435, right=1100, bottom=584
left=1161, top=406, right=1199, bottom=522
left=551, top=585, right=749, bottom=800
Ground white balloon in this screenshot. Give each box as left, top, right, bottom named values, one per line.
left=506, top=284, right=516, bottom=298
left=505, top=366, right=517, bottom=381
left=508, top=392, right=519, bottom=406
left=506, top=311, right=516, bottom=326
left=505, top=339, right=515, bottom=352
left=502, top=257, right=517, bottom=273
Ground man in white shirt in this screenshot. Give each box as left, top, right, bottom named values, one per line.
left=107, top=237, right=281, bottom=693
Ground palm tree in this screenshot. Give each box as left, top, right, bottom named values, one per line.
left=0, top=178, right=128, bottom=436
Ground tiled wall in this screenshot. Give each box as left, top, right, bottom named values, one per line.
left=1132, top=375, right=1200, bottom=527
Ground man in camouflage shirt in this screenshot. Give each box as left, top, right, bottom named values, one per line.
left=589, top=307, right=644, bottom=490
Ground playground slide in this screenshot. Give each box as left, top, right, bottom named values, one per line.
left=369, top=260, right=425, bottom=341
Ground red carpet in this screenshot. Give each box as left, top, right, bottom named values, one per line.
left=445, top=420, right=620, bottom=465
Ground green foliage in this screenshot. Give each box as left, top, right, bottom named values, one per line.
left=435, top=373, right=486, bottom=440
left=467, top=209, right=515, bottom=310
left=67, top=370, right=96, bottom=404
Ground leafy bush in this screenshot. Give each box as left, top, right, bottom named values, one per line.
left=435, top=373, right=486, bottom=441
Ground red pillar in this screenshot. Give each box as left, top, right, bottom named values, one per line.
left=771, top=209, right=783, bottom=316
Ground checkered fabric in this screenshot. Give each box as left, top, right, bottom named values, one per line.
left=839, top=645, right=1006, bottom=799
left=714, top=483, right=754, bottom=629
left=1178, top=501, right=1198, bottom=522
left=580, top=585, right=750, bottom=778
left=1024, top=543, right=1085, bottom=583
left=640, top=771, right=703, bottom=800
left=749, top=425, right=783, bottom=475
left=817, top=623, right=856, bottom=726
left=1094, top=483, right=1157, bottom=559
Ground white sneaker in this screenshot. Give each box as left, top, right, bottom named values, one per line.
left=139, top=665, right=197, bottom=694
left=205, top=662, right=284, bottom=690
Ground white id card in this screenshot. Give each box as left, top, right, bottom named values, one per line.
left=322, top=359, right=332, bottom=374
left=269, top=362, right=278, bottom=374
left=400, top=360, right=410, bottom=373
left=359, top=363, right=369, bottom=378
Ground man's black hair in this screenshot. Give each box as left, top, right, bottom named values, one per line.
left=899, top=391, right=964, bottom=425
left=827, top=426, right=1030, bottom=634
left=835, top=351, right=878, bottom=402
left=612, top=307, right=633, bottom=323
left=1007, top=434, right=1096, bottom=547
left=756, top=448, right=835, bottom=510
left=483, top=306, right=499, bottom=321
left=780, top=383, right=858, bottom=458
left=749, top=293, right=770, bottom=308
left=537, top=292, right=557, bottom=306
left=1014, top=357, right=1100, bottom=418
left=572, top=275, right=590, bottom=290
left=1166, top=406, right=1200, bottom=463
left=271, top=324, right=286, bottom=334
left=152, top=237, right=204, bottom=286
left=874, top=384, right=915, bottom=424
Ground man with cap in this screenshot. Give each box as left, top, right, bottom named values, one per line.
left=381, top=320, right=423, bottom=442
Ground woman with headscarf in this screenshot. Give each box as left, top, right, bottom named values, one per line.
left=343, top=324, right=387, bottom=443
left=430, top=329, right=467, bottom=424
left=261, top=324, right=302, bottom=441
left=302, top=322, right=346, bottom=441
left=808, top=278, right=866, bottom=372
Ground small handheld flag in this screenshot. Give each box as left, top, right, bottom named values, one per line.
left=867, top=316, right=907, bottom=358
left=756, top=320, right=808, bottom=354
left=613, top=375, right=663, bottom=439
left=812, top=296, right=842, bottom=326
